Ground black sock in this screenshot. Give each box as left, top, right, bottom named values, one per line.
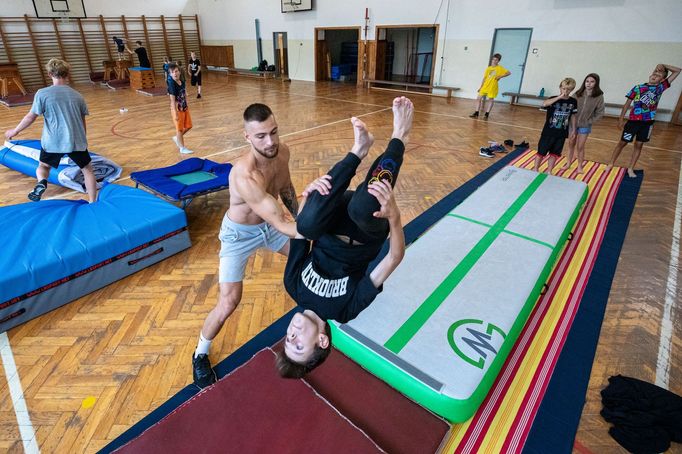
left=37, top=179, right=47, bottom=187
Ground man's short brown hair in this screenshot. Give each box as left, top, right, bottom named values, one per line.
left=276, top=320, right=332, bottom=378
left=46, top=58, right=70, bottom=79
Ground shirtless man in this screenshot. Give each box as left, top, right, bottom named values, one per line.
left=192, top=103, right=299, bottom=388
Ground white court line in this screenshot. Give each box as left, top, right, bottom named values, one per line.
left=655, top=154, right=682, bottom=389
left=1, top=332, right=40, bottom=454
left=243, top=82, right=682, bottom=154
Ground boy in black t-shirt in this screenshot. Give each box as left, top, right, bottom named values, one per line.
left=277, top=97, right=413, bottom=378
left=131, top=41, right=151, bottom=68
left=533, top=78, right=578, bottom=174
left=188, top=51, right=202, bottom=98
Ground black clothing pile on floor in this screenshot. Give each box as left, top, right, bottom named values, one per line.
left=601, top=374, right=682, bottom=453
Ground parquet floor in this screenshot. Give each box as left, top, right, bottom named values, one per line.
left=0, top=73, right=680, bottom=453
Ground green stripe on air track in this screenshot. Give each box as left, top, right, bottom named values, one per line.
left=447, top=214, right=555, bottom=250
left=384, top=173, right=548, bottom=354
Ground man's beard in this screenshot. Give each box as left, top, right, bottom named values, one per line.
left=254, top=144, right=279, bottom=159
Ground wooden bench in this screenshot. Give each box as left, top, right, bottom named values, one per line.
left=503, top=92, right=672, bottom=117
left=502, top=92, right=549, bottom=105
left=227, top=67, right=276, bottom=79
left=365, top=79, right=460, bottom=100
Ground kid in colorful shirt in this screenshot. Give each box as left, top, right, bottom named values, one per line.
left=606, top=63, right=680, bottom=178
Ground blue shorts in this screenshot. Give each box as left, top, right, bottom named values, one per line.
left=218, top=215, right=289, bottom=283
left=576, top=126, right=592, bottom=135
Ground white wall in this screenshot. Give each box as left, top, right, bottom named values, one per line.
left=194, top=0, right=682, bottom=119
left=3, top=0, right=197, bottom=17
left=6, top=0, right=682, bottom=118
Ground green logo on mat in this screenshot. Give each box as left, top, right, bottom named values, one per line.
left=448, top=319, right=506, bottom=369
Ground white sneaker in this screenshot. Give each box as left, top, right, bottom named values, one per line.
left=172, top=136, right=179, bottom=148
left=180, top=147, right=194, bottom=154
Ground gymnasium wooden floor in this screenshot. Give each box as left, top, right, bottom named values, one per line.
left=1, top=73, right=680, bottom=453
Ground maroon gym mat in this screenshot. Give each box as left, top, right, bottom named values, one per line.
left=115, top=348, right=383, bottom=454
left=0, top=93, right=34, bottom=107
left=304, top=346, right=451, bottom=453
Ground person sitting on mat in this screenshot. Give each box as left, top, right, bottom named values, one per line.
left=276, top=97, right=413, bottom=379
left=5, top=58, right=97, bottom=203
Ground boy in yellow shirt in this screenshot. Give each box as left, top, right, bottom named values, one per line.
left=470, top=53, right=511, bottom=120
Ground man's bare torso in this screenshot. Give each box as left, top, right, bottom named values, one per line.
left=227, top=143, right=292, bottom=225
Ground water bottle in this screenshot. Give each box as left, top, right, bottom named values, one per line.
left=539, top=87, right=545, bottom=97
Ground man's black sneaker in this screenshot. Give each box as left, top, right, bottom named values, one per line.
left=192, top=353, right=217, bottom=389
left=469, top=111, right=479, bottom=118
left=28, top=182, right=47, bottom=202
left=483, top=112, right=489, bottom=120
left=479, top=147, right=494, bottom=158
left=197, top=93, right=202, bottom=99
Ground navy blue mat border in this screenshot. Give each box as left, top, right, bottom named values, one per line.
left=99, top=148, right=526, bottom=453
left=523, top=170, right=643, bottom=453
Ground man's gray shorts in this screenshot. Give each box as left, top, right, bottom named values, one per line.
left=218, top=215, right=289, bottom=283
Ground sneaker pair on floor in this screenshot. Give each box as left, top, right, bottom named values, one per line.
left=469, top=111, right=489, bottom=120
left=172, top=136, right=194, bottom=154
left=192, top=353, right=217, bottom=389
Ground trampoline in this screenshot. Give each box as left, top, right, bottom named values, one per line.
left=331, top=166, right=589, bottom=422
left=130, top=157, right=232, bottom=208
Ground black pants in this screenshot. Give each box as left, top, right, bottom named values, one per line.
left=297, top=138, right=405, bottom=243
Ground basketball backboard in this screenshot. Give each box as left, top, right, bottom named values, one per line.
left=32, top=0, right=87, bottom=18
left=281, top=0, right=313, bottom=13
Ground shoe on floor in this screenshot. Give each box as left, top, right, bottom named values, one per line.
left=28, top=182, right=47, bottom=202
left=479, top=148, right=494, bottom=158
left=197, top=93, right=202, bottom=99
left=469, top=111, right=479, bottom=118
left=180, top=147, right=194, bottom=154
left=483, top=113, right=489, bottom=120
left=192, top=353, right=217, bottom=389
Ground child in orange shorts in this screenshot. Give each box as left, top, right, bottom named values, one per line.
left=167, top=63, right=193, bottom=154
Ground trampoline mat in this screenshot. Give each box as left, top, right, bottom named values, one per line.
left=170, top=170, right=218, bottom=185
left=115, top=348, right=384, bottom=453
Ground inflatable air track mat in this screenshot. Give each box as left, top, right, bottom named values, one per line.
left=0, top=184, right=191, bottom=333
left=331, top=166, right=588, bottom=422
left=1, top=140, right=122, bottom=192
